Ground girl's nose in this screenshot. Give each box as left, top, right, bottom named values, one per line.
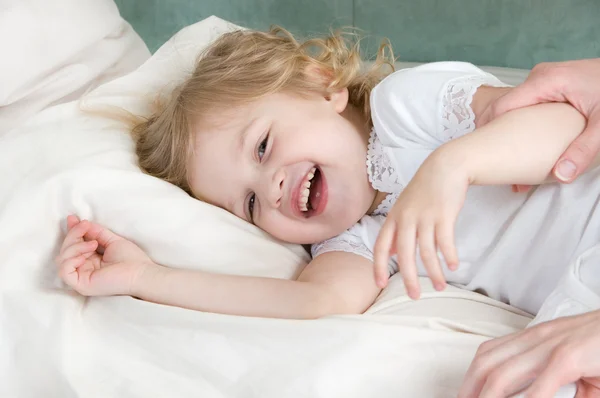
left=266, top=168, right=285, bottom=208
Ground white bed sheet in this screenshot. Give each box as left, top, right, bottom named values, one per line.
left=0, top=3, right=556, bottom=397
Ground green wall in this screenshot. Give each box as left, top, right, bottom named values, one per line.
left=114, top=0, right=600, bottom=69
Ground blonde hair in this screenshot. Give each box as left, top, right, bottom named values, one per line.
left=132, top=26, right=395, bottom=196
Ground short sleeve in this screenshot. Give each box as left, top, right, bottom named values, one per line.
left=311, top=229, right=374, bottom=263
left=311, top=215, right=397, bottom=276
left=370, top=61, right=509, bottom=150
left=311, top=218, right=379, bottom=263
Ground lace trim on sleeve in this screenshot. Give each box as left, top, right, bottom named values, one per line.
left=440, top=75, right=489, bottom=141
left=311, top=232, right=374, bottom=263
left=365, top=129, right=404, bottom=216
left=372, top=191, right=400, bottom=217
left=366, top=129, right=402, bottom=192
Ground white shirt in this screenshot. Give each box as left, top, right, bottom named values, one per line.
left=312, top=61, right=600, bottom=315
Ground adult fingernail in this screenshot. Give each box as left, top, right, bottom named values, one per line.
left=556, top=160, right=577, bottom=181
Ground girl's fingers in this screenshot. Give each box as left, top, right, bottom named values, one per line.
left=57, top=255, right=86, bottom=287
left=373, top=221, right=396, bottom=288
left=60, top=220, right=90, bottom=254
left=58, top=240, right=98, bottom=263
left=435, top=219, right=459, bottom=271
left=67, top=215, right=80, bottom=230
left=396, top=226, right=419, bottom=299
left=82, top=222, right=122, bottom=248
left=417, top=223, right=445, bottom=291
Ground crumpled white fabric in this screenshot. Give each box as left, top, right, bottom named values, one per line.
left=0, top=0, right=150, bottom=134
left=531, top=245, right=600, bottom=326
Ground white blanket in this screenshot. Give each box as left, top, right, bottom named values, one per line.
left=1, top=3, right=544, bottom=397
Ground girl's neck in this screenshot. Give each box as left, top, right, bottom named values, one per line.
left=341, top=104, right=385, bottom=216
left=341, top=103, right=371, bottom=145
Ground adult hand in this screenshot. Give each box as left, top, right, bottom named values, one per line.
left=479, top=59, right=600, bottom=189
left=458, top=310, right=600, bottom=398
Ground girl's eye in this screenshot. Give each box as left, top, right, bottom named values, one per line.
left=257, top=134, right=269, bottom=160
left=247, top=193, right=256, bottom=222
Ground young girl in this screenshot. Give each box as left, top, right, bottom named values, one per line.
left=56, top=27, right=597, bottom=320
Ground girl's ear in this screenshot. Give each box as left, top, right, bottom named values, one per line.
left=326, top=88, right=349, bottom=114
left=305, top=65, right=348, bottom=113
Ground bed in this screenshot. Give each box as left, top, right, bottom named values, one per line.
left=1, top=1, right=595, bottom=397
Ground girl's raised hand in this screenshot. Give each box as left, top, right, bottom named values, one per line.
left=372, top=157, right=468, bottom=299
left=55, top=215, right=153, bottom=297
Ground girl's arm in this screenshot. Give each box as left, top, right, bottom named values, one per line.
left=373, top=95, right=590, bottom=295
left=439, top=88, right=591, bottom=186
left=56, top=216, right=381, bottom=319
left=134, top=251, right=380, bottom=319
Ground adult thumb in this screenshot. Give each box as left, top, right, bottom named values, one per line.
left=554, top=112, right=600, bottom=183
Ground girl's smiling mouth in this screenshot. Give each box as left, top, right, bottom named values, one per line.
left=293, top=166, right=328, bottom=218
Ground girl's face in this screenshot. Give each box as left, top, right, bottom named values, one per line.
left=188, top=89, right=378, bottom=245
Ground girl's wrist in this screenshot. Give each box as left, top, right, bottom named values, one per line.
left=130, top=261, right=164, bottom=297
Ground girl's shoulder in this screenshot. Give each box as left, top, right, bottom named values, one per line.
left=310, top=215, right=386, bottom=262
left=370, top=61, right=507, bottom=149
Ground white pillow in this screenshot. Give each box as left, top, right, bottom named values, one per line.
left=1, top=15, right=309, bottom=296
left=0, top=0, right=150, bottom=134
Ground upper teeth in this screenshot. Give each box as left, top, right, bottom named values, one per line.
left=299, top=167, right=316, bottom=212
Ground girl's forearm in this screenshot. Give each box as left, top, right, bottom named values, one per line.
left=131, top=262, right=339, bottom=319
left=433, top=103, right=586, bottom=185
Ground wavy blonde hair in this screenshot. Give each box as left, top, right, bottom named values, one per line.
left=132, top=26, right=394, bottom=196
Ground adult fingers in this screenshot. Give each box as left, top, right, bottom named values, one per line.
left=512, top=184, right=533, bottom=193
left=459, top=334, right=537, bottom=398
left=525, top=345, right=580, bottom=398
left=487, top=65, right=557, bottom=119
left=478, top=344, right=552, bottom=398
left=471, top=330, right=523, bottom=357
left=460, top=317, right=586, bottom=398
